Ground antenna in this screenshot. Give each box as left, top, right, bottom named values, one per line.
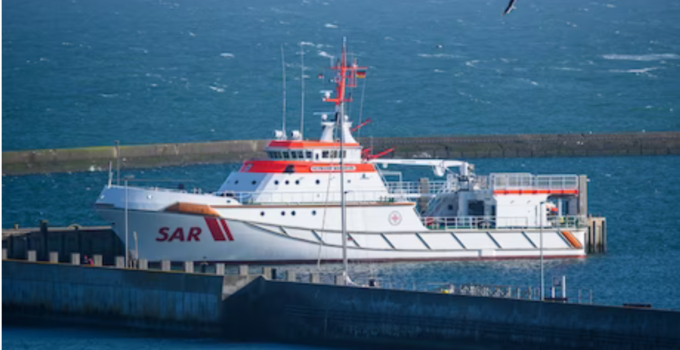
left=357, top=72, right=368, bottom=138
left=300, top=41, right=305, bottom=138
left=281, top=44, right=287, bottom=139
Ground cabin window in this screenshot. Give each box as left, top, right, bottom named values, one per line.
left=306, top=151, right=312, bottom=159
left=291, top=152, right=298, bottom=159
left=331, top=150, right=338, bottom=158
left=282, top=152, right=289, bottom=159
left=298, top=151, right=304, bottom=159
left=315, top=153, right=319, bottom=160
left=342, top=150, right=347, bottom=158
left=275, top=180, right=279, bottom=185
left=322, top=151, right=329, bottom=158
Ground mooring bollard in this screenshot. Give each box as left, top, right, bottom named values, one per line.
left=71, top=253, right=80, bottom=265
left=49, top=252, right=59, bottom=263
left=215, top=263, right=225, bottom=275
left=287, top=271, right=296, bottom=282
left=27, top=250, right=37, bottom=262
left=184, top=261, right=194, bottom=273
left=161, top=260, right=171, bottom=271
left=335, top=274, right=346, bottom=286
left=138, top=259, right=148, bottom=270
left=310, top=272, right=320, bottom=284
left=2, top=248, right=7, bottom=260
left=238, top=264, right=248, bottom=276
left=115, top=256, right=125, bottom=268
left=93, top=255, right=103, bottom=267
left=262, top=267, right=272, bottom=279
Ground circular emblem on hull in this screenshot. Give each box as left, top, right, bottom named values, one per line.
left=388, top=211, right=402, bottom=226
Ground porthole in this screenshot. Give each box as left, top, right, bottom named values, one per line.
left=292, top=211, right=296, bottom=216
left=235, top=180, right=239, bottom=184
left=261, top=211, right=265, bottom=216
left=285, top=180, right=290, bottom=185
left=312, top=210, right=317, bottom=215
left=316, top=179, right=320, bottom=185
left=281, top=211, right=286, bottom=216
left=275, top=180, right=279, bottom=185
left=252, top=180, right=257, bottom=185
left=347, top=179, right=351, bottom=183
left=295, top=180, right=300, bottom=185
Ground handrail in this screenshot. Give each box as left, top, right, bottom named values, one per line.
left=421, top=215, right=586, bottom=229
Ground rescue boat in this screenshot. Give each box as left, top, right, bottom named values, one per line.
left=95, top=42, right=588, bottom=263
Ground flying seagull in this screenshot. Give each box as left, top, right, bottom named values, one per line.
left=503, top=0, right=517, bottom=15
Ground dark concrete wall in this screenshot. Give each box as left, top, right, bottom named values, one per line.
left=2, top=260, right=228, bottom=335
left=3, top=226, right=122, bottom=265
left=3, top=132, right=680, bottom=175
left=223, top=278, right=680, bottom=350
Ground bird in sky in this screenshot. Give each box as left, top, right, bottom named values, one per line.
left=503, top=0, right=517, bottom=15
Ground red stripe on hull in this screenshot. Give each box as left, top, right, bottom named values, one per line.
left=204, top=217, right=227, bottom=241
left=220, top=219, right=234, bottom=241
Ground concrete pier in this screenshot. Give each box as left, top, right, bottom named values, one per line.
left=3, top=255, right=679, bottom=349
left=3, top=131, right=680, bottom=175
left=224, top=278, right=680, bottom=349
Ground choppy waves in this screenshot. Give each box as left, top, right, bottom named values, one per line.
left=602, top=53, right=680, bottom=61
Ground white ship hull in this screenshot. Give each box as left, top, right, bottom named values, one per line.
left=97, top=207, right=586, bottom=263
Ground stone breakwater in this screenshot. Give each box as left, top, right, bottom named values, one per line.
left=3, top=132, right=679, bottom=175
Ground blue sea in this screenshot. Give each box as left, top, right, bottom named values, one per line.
left=2, top=0, right=680, bottom=347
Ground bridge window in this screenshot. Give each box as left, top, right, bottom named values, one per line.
left=322, top=151, right=329, bottom=158
left=305, top=151, right=312, bottom=159
left=282, top=152, right=290, bottom=159
left=298, top=151, right=304, bottom=159
left=291, top=152, right=298, bottom=159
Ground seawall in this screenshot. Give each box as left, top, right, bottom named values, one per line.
left=224, top=278, right=680, bottom=350
left=2, top=260, right=252, bottom=336
left=3, top=131, right=680, bottom=175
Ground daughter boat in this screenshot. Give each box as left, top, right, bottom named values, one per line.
left=95, top=43, right=588, bottom=263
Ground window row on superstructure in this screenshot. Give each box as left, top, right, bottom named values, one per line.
left=267, top=149, right=356, bottom=161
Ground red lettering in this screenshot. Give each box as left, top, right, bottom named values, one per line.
left=157, top=227, right=170, bottom=241
left=187, top=227, right=201, bottom=242
left=168, top=228, right=185, bottom=242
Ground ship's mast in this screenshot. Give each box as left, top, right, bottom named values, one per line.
left=281, top=45, right=287, bottom=139
left=339, top=38, right=348, bottom=282
left=300, top=42, right=305, bottom=138
left=322, top=38, right=366, bottom=283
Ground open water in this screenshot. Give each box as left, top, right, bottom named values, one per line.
left=2, top=0, right=680, bottom=347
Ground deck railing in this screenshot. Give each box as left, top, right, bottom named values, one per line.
left=490, top=173, right=579, bottom=191
left=421, top=215, right=586, bottom=229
